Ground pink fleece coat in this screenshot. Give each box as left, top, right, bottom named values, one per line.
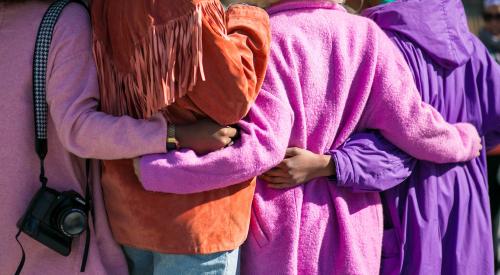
left=138, top=2, right=481, bottom=274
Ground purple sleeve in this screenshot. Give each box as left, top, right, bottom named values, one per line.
left=330, top=132, right=416, bottom=192
left=475, top=40, right=500, bottom=150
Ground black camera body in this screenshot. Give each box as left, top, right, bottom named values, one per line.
left=18, top=186, right=88, bottom=256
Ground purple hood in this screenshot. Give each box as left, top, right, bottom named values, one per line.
left=363, top=0, right=474, bottom=69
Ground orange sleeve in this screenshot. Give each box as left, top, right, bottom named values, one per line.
left=186, top=4, right=271, bottom=125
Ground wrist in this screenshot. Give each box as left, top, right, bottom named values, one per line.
left=133, top=158, right=141, bottom=179
left=166, top=124, right=180, bottom=151
left=316, top=155, right=335, bottom=178
left=175, top=124, right=192, bottom=149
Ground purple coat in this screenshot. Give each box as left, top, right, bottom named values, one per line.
left=332, top=1, right=500, bottom=274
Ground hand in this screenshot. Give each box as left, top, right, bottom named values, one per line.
left=260, top=147, right=335, bottom=189
left=176, top=119, right=238, bottom=155
left=476, top=138, right=483, bottom=157
left=133, top=158, right=141, bottom=179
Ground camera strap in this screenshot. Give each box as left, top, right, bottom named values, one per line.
left=81, top=159, right=92, bottom=272
left=15, top=1, right=91, bottom=274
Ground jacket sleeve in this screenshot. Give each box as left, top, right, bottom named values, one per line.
left=360, top=24, right=481, bottom=164
left=138, top=88, right=293, bottom=194
left=186, top=4, right=271, bottom=125
left=330, top=132, right=416, bottom=192
left=137, top=48, right=294, bottom=194
left=46, top=5, right=167, bottom=159
left=475, top=40, right=500, bottom=150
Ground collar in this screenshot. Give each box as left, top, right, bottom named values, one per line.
left=267, top=0, right=346, bottom=16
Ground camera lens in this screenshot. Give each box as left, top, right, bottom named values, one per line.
left=58, top=209, right=87, bottom=237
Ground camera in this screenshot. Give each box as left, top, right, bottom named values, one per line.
left=18, top=186, right=88, bottom=256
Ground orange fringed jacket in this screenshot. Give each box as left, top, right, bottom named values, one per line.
left=489, top=145, right=500, bottom=156
left=91, top=0, right=270, bottom=253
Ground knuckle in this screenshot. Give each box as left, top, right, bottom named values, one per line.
left=228, top=128, right=237, bottom=138
left=215, top=139, right=225, bottom=147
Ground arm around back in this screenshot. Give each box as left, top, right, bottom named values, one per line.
left=46, top=4, right=167, bottom=160
left=138, top=86, right=294, bottom=194
left=331, top=132, right=416, bottom=192
left=361, top=24, right=481, bottom=164
left=137, top=48, right=295, bottom=194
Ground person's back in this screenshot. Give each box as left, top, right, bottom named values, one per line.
left=363, top=0, right=500, bottom=274
left=0, top=1, right=178, bottom=273
left=0, top=2, right=128, bottom=273
left=264, top=3, right=380, bottom=151
left=243, top=4, right=386, bottom=273
left=90, top=1, right=273, bottom=274
left=239, top=1, right=481, bottom=274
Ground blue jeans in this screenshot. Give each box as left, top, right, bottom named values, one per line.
left=123, top=246, right=240, bottom=275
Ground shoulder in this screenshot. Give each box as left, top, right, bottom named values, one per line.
left=52, top=3, right=91, bottom=52
left=469, top=34, right=500, bottom=71
left=273, top=8, right=382, bottom=42
left=47, top=3, right=92, bottom=74
left=58, top=2, right=90, bottom=25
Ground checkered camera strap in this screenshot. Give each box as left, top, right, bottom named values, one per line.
left=16, top=1, right=90, bottom=275
left=33, top=0, right=71, bottom=186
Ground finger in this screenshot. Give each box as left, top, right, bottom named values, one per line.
left=257, top=174, right=268, bottom=181
left=221, top=137, right=232, bottom=146
left=263, top=167, right=290, bottom=178
left=259, top=174, right=280, bottom=183
left=222, top=126, right=238, bottom=138
left=259, top=175, right=290, bottom=184
left=285, top=147, right=301, bottom=157
left=277, top=159, right=292, bottom=170
left=225, top=140, right=235, bottom=148
left=268, top=182, right=302, bottom=190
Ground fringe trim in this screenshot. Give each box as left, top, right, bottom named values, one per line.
left=93, top=1, right=227, bottom=118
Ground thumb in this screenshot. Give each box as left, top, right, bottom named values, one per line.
left=286, top=147, right=302, bottom=157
